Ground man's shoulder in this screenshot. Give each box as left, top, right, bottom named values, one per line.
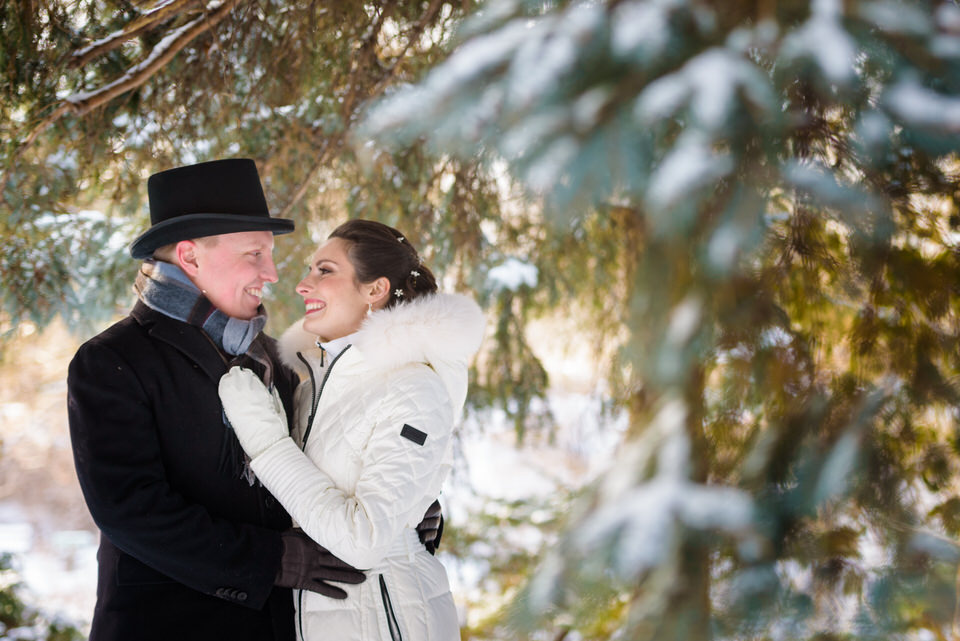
left=68, top=313, right=150, bottom=382
left=80, top=306, right=157, bottom=343
left=72, top=305, right=170, bottom=364
left=75, top=314, right=138, bottom=351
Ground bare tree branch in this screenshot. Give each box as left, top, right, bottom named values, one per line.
left=69, top=0, right=199, bottom=68
left=0, top=0, right=244, bottom=207
left=66, top=0, right=243, bottom=116
left=341, top=0, right=398, bottom=118
left=277, top=0, right=445, bottom=218
left=369, top=0, right=444, bottom=96
left=277, top=133, right=342, bottom=220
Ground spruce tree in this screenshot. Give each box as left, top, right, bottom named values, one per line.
left=362, top=0, right=960, bottom=638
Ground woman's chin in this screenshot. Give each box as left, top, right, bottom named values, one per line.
left=302, top=315, right=362, bottom=342
left=302, top=316, right=324, bottom=336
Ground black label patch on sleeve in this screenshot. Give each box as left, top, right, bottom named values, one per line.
left=401, top=424, right=427, bottom=446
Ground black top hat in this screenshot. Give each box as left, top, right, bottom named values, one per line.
left=129, top=158, right=295, bottom=259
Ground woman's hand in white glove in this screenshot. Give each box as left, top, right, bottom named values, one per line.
left=218, top=366, right=289, bottom=459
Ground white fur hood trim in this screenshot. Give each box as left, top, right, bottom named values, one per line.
left=278, top=293, right=485, bottom=375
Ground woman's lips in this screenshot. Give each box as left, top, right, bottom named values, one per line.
left=304, top=300, right=325, bottom=314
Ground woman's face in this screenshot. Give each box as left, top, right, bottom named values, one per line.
left=297, top=238, right=378, bottom=341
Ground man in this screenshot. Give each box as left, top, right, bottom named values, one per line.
left=66, top=158, right=364, bottom=640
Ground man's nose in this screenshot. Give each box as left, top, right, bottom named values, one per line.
left=261, top=258, right=279, bottom=283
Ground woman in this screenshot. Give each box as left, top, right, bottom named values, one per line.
left=218, top=219, right=484, bottom=641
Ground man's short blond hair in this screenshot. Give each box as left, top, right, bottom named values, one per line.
left=151, top=236, right=219, bottom=263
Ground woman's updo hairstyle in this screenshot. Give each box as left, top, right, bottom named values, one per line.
left=329, top=219, right=438, bottom=309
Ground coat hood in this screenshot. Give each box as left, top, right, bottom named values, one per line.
left=278, top=292, right=485, bottom=379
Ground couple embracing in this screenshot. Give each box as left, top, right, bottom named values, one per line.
left=66, top=158, right=484, bottom=641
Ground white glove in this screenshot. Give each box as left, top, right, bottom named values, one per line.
left=218, top=366, right=289, bottom=459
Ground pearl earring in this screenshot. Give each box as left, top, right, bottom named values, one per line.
left=367, top=303, right=373, bottom=316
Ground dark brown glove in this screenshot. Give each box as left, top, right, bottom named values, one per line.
left=415, top=499, right=444, bottom=555
left=275, top=529, right=366, bottom=598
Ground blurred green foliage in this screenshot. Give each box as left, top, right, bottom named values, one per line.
left=0, top=553, right=83, bottom=640
left=363, top=0, right=960, bottom=638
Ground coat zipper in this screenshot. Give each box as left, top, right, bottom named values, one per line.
left=292, top=349, right=320, bottom=640
left=299, top=345, right=351, bottom=449
left=295, top=352, right=317, bottom=450
left=293, top=344, right=353, bottom=640
left=379, top=574, right=404, bottom=641
left=297, top=588, right=305, bottom=641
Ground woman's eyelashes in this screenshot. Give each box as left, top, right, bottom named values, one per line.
left=306, top=265, right=332, bottom=276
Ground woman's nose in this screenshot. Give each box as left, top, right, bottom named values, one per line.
left=296, top=277, right=310, bottom=296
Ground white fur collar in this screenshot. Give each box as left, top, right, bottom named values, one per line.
left=278, top=293, right=485, bottom=375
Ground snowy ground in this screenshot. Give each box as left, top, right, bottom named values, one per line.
left=0, top=320, right=101, bottom=632
left=0, top=318, right=624, bottom=637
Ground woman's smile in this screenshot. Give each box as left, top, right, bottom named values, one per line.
left=304, top=299, right=325, bottom=314
left=297, top=238, right=376, bottom=340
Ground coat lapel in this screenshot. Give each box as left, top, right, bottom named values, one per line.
left=131, top=301, right=228, bottom=381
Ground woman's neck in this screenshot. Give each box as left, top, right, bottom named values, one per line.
left=318, top=333, right=355, bottom=360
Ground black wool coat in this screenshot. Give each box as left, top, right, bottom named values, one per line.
left=67, top=302, right=299, bottom=641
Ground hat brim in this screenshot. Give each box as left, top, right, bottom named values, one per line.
left=129, top=213, right=295, bottom=259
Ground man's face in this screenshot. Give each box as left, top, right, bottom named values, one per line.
left=185, top=230, right=278, bottom=320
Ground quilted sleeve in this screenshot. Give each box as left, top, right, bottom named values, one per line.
left=248, top=369, right=454, bottom=569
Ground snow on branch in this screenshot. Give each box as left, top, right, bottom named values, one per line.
left=58, top=0, right=240, bottom=119
left=524, top=399, right=755, bottom=606
left=885, top=78, right=960, bottom=133
left=780, top=0, right=857, bottom=85
left=70, top=0, right=196, bottom=68
left=277, top=0, right=445, bottom=218
left=65, top=0, right=241, bottom=115
left=1, top=0, right=242, bottom=207
left=488, top=257, right=538, bottom=292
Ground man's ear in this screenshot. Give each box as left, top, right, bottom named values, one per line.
left=366, top=276, right=391, bottom=308
left=175, top=240, right=200, bottom=277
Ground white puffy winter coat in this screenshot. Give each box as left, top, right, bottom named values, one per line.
left=250, top=293, right=484, bottom=641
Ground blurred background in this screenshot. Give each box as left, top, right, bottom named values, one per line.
left=6, top=0, right=960, bottom=639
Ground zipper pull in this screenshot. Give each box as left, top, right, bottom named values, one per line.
left=314, top=337, right=326, bottom=367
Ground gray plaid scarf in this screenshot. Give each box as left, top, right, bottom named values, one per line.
left=135, top=260, right=266, bottom=357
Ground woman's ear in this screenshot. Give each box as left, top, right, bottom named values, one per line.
left=365, top=276, right=391, bottom=308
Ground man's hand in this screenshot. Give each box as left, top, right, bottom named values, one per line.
left=415, top=499, right=443, bottom=555
left=275, top=529, right=366, bottom=598
left=219, top=366, right=288, bottom=458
